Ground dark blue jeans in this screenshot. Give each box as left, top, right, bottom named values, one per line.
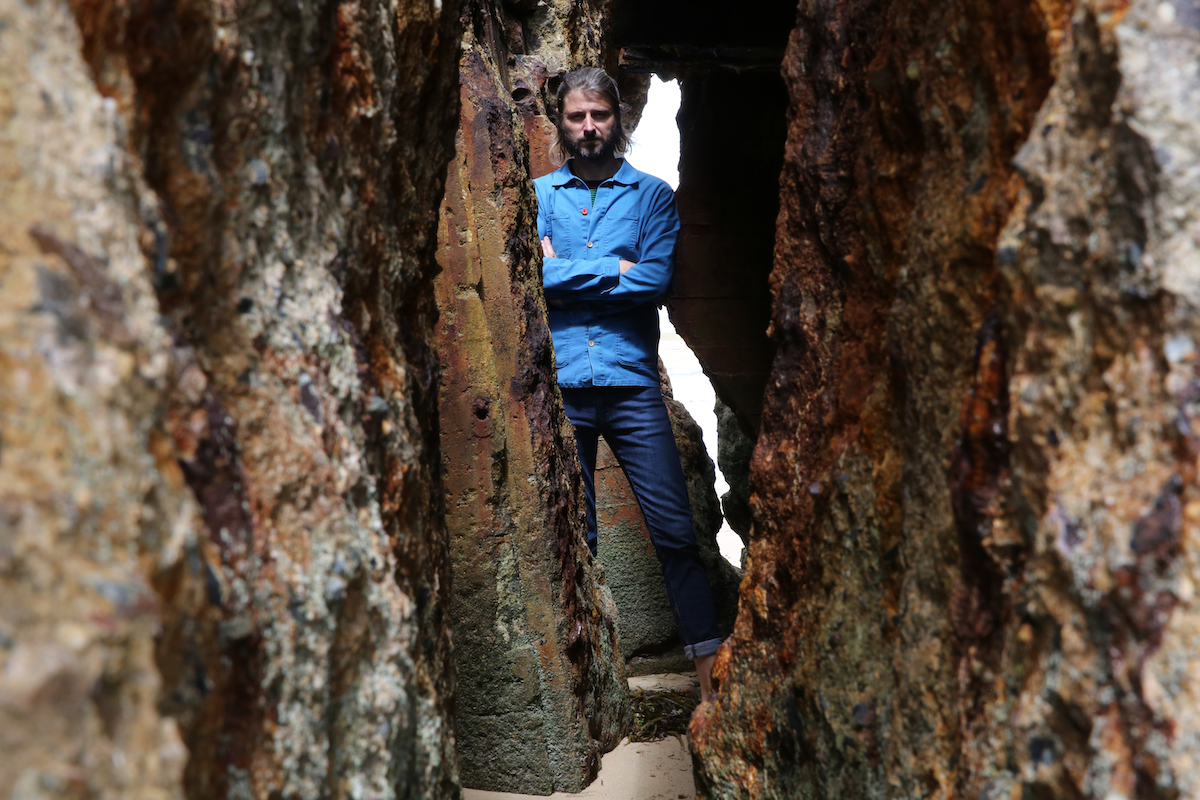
left=560, top=386, right=722, bottom=659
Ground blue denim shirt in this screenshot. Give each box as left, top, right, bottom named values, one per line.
left=534, top=160, right=680, bottom=388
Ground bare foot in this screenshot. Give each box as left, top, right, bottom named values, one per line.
left=694, top=654, right=718, bottom=703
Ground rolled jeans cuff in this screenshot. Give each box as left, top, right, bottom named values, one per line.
left=684, top=638, right=722, bottom=660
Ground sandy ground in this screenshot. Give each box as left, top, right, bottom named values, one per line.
left=462, top=674, right=699, bottom=800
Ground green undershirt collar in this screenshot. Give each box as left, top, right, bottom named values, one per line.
left=584, top=179, right=602, bottom=208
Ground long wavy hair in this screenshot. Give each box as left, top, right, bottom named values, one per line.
left=549, top=67, right=632, bottom=165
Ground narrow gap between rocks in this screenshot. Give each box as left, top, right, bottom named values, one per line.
left=626, top=75, right=744, bottom=567
left=438, top=2, right=793, bottom=792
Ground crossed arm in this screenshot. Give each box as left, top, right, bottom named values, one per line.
left=536, top=182, right=680, bottom=308
left=541, top=236, right=634, bottom=273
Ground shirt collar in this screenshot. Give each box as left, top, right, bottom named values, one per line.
left=549, top=159, right=640, bottom=188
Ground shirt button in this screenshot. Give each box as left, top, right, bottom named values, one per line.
left=588, top=340, right=595, bottom=346
left=581, top=208, right=588, bottom=215
left=587, top=241, right=593, bottom=248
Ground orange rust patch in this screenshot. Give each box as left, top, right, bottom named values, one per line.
left=332, top=2, right=378, bottom=121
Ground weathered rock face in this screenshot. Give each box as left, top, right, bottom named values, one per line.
left=433, top=0, right=628, bottom=793
left=995, top=4, right=1200, bottom=794
left=594, top=437, right=678, bottom=661
left=716, top=397, right=753, bottom=554
left=594, top=369, right=741, bottom=662
left=2, top=0, right=465, bottom=797
left=691, top=0, right=1200, bottom=797
left=22, top=0, right=1200, bottom=795
left=1, top=5, right=193, bottom=795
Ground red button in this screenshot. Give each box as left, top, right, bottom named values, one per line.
left=581, top=208, right=588, bottom=215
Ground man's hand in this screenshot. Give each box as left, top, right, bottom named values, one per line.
left=544, top=235, right=634, bottom=274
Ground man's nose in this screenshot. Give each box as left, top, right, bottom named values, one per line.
left=582, top=115, right=596, bottom=131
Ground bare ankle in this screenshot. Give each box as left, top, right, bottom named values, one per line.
left=694, top=653, right=718, bottom=703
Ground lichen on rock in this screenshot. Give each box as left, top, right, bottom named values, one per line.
left=689, top=0, right=1200, bottom=798
left=433, top=0, right=628, bottom=793
left=3, top=0, right=466, bottom=796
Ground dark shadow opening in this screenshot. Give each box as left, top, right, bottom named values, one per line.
left=613, top=0, right=793, bottom=440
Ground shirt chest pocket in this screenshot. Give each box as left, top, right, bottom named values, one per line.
left=547, top=212, right=574, bottom=259
left=601, top=213, right=640, bottom=258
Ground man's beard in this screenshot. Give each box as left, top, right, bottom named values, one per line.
left=563, top=129, right=617, bottom=163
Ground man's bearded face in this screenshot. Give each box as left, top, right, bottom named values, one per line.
left=560, top=90, right=618, bottom=163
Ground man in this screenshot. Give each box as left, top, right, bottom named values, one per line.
left=534, top=67, right=722, bottom=701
